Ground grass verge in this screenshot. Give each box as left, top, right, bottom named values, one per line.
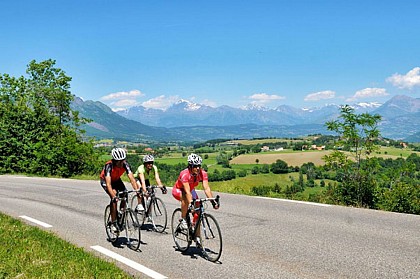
left=0, top=213, right=133, bottom=279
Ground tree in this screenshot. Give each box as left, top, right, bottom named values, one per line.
left=0, top=59, right=99, bottom=176
left=270, top=159, right=289, bottom=174
left=324, top=105, right=382, bottom=207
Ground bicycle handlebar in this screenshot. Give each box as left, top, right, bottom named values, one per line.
left=190, top=195, right=220, bottom=208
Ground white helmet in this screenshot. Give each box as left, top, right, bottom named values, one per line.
left=111, top=148, right=126, bottom=160
left=188, top=153, right=202, bottom=165
left=143, top=154, right=155, bottom=163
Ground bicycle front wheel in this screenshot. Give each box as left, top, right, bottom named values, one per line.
left=149, top=197, right=168, bottom=233
left=125, top=209, right=141, bottom=251
left=104, top=205, right=118, bottom=243
left=200, top=213, right=223, bottom=262
left=171, top=208, right=191, bottom=252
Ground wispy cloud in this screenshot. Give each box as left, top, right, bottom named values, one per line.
left=304, top=90, right=335, bottom=102
left=248, top=93, right=285, bottom=106
left=386, top=67, right=420, bottom=90
left=101, top=89, right=144, bottom=101
left=347, top=88, right=388, bottom=102
left=100, top=89, right=144, bottom=109
left=142, top=95, right=180, bottom=110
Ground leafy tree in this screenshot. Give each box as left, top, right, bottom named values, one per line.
left=0, top=59, right=99, bottom=177
left=251, top=165, right=260, bottom=174
left=260, top=164, right=270, bottom=174
left=270, top=159, right=289, bottom=174
left=323, top=105, right=382, bottom=207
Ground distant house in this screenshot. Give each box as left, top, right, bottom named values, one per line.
left=261, top=146, right=270, bottom=152
left=144, top=147, right=154, bottom=152
left=400, top=142, right=408, bottom=148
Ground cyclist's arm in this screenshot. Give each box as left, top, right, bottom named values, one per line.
left=202, top=180, right=213, bottom=199
left=203, top=180, right=219, bottom=209
left=154, top=169, right=164, bottom=187
left=127, top=172, right=139, bottom=191
left=105, top=176, right=115, bottom=199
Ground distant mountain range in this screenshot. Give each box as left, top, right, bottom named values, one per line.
left=71, top=95, right=420, bottom=143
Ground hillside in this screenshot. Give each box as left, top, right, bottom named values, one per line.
left=71, top=95, right=420, bottom=143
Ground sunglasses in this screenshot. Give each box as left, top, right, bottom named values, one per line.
left=192, top=164, right=201, bottom=168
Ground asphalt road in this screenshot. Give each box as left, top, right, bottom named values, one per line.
left=0, top=175, right=419, bottom=279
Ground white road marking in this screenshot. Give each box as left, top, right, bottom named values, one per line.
left=19, top=215, right=53, bottom=227
left=90, top=245, right=167, bottom=279
left=255, top=196, right=332, bottom=207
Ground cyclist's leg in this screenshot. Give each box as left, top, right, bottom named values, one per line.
left=101, top=180, right=117, bottom=222
left=114, top=179, right=127, bottom=211
left=144, top=179, right=151, bottom=211
left=173, top=187, right=188, bottom=219
left=134, top=179, right=144, bottom=211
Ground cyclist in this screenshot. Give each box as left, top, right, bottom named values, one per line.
left=100, top=148, right=139, bottom=233
left=172, top=153, right=219, bottom=244
left=134, top=154, right=167, bottom=212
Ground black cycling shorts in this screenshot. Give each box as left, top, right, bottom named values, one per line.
left=100, top=178, right=127, bottom=196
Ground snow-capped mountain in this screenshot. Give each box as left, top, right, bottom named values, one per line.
left=116, top=99, right=387, bottom=128
left=72, top=95, right=420, bottom=141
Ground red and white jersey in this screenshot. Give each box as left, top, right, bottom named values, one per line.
left=174, top=168, right=208, bottom=191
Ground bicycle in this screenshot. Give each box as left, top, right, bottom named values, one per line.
left=171, top=195, right=222, bottom=262
left=131, top=185, right=168, bottom=233
left=104, top=189, right=141, bottom=251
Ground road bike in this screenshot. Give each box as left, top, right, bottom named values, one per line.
left=131, top=185, right=168, bottom=233
left=171, top=195, right=222, bottom=262
left=104, top=189, right=141, bottom=251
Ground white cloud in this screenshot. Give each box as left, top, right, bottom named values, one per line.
left=100, top=89, right=144, bottom=101
left=248, top=93, right=285, bottom=106
left=201, top=99, right=217, bottom=107
left=347, top=87, right=388, bottom=102
left=304, top=90, right=335, bottom=101
left=386, top=67, right=420, bottom=89
left=250, top=93, right=285, bottom=101
left=113, top=99, right=138, bottom=107
left=142, top=95, right=180, bottom=110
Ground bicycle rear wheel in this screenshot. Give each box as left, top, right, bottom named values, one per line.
left=125, top=209, right=141, bottom=251
left=200, top=213, right=223, bottom=262
left=104, top=205, right=118, bottom=243
left=149, top=197, right=167, bottom=233
left=171, top=208, right=191, bottom=252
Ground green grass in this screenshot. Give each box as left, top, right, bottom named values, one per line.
left=0, top=213, right=133, bottom=279
left=376, top=146, right=419, bottom=157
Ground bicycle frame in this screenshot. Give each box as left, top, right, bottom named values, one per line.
left=188, top=196, right=219, bottom=238
left=172, top=195, right=222, bottom=262
left=132, top=185, right=168, bottom=233
left=104, top=189, right=142, bottom=250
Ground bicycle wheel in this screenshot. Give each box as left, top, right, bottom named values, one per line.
left=171, top=208, right=191, bottom=252
left=200, top=213, right=223, bottom=262
left=104, top=205, right=118, bottom=243
left=125, top=209, right=141, bottom=251
left=149, top=197, right=168, bottom=233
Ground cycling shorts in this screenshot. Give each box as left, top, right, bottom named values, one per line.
left=100, top=178, right=127, bottom=196
left=172, top=186, right=198, bottom=201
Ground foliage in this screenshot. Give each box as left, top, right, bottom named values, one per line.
left=324, top=105, right=382, bottom=207
left=270, top=159, right=289, bottom=174
left=0, top=60, right=101, bottom=177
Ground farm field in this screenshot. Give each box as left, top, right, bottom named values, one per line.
left=230, top=150, right=332, bottom=166
left=229, top=147, right=419, bottom=166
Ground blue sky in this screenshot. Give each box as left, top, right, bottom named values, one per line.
left=1, top=1, right=420, bottom=111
